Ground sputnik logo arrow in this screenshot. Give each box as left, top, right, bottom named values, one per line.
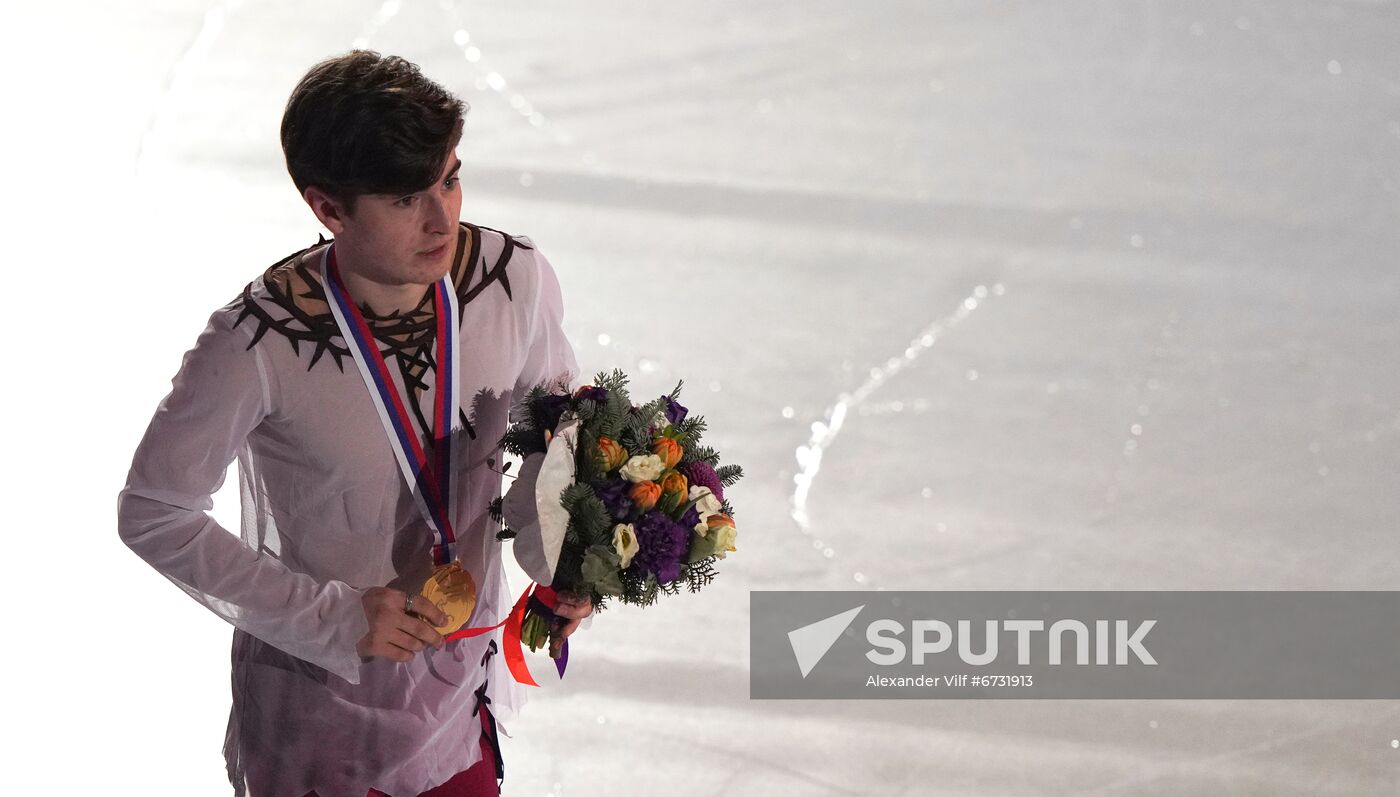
left=787, top=605, right=865, bottom=678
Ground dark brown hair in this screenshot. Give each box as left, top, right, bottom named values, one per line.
left=280, top=50, right=466, bottom=214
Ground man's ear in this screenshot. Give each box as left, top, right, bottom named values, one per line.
left=303, top=186, right=350, bottom=235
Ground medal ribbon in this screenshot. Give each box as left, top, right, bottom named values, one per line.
left=321, top=245, right=461, bottom=566
left=321, top=245, right=566, bottom=685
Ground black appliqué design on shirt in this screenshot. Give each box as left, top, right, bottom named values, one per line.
left=232, top=221, right=529, bottom=443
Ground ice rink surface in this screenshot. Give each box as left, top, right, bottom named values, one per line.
left=10, top=0, right=1400, bottom=793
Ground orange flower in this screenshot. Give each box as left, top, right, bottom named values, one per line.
left=659, top=470, right=689, bottom=502
left=652, top=437, right=683, bottom=469
left=629, top=481, right=661, bottom=512
left=596, top=436, right=627, bottom=472
left=704, top=513, right=735, bottom=534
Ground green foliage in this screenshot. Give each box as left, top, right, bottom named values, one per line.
left=682, top=557, right=720, bottom=592
left=552, top=545, right=585, bottom=595
left=574, top=428, right=603, bottom=485
left=641, top=574, right=661, bottom=605
left=522, top=383, right=555, bottom=426
left=499, top=421, right=546, bottom=458
left=593, top=368, right=630, bottom=392
left=688, top=531, right=718, bottom=562
left=580, top=545, right=623, bottom=597
left=616, top=568, right=659, bottom=607
left=560, top=483, right=610, bottom=548
left=619, top=411, right=653, bottom=456
left=489, top=496, right=517, bottom=539
left=573, top=399, right=597, bottom=424
left=633, top=396, right=665, bottom=426
left=715, top=464, right=744, bottom=487
left=681, top=444, right=721, bottom=467
left=596, top=390, right=631, bottom=440
left=672, top=414, right=707, bottom=450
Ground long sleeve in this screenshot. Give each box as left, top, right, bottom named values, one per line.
left=117, top=306, right=370, bottom=684
left=514, top=238, right=582, bottom=395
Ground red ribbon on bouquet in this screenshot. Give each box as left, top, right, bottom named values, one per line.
left=444, top=583, right=568, bottom=687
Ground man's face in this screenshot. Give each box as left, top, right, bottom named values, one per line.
left=334, top=154, right=464, bottom=286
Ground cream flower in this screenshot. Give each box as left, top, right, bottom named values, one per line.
left=689, top=486, right=724, bottom=532
left=620, top=453, right=665, bottom=483
left=710, top=522, right=737, bottom=559
left=612, top=523, right=640, bottom=569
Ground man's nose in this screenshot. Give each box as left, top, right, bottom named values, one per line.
left=423, top=193, right=453, bottom=234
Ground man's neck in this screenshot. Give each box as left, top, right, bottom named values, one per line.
left=332, top=248, right=432, bottom=318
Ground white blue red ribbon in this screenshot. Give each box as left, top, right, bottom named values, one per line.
left=320, top=245, right=462, bottom=566
left=320, top=244, right=568, bottom=685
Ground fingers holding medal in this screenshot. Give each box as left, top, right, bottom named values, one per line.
left=404, top=591, right=452, bottom=630
left=356, top=586, right=448, bottom=664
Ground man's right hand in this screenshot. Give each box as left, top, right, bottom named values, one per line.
left=356, top=587, right=449, bottom=663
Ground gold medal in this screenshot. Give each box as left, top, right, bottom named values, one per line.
left=419, top=562, right=478, bottom=634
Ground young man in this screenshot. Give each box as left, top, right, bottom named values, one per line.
left=117, top=51, right=591, bottom=796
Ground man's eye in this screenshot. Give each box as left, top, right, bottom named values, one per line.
left=397, top=195, right=417, bottom=207
left=444, top=177, right=459, bottom=190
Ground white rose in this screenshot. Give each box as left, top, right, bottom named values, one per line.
left=711, top=523, right=737, bottom=559
left=620, top=454, right=665, bottom=483
left=612, top=523, right=639, bottom=569
left=689, top=485, right=723, bottom=521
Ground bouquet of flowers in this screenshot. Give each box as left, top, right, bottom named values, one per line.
left=491, top=369, right=743, bottom=654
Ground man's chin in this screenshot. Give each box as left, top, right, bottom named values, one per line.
left=415, top=261, right=452, bottom=286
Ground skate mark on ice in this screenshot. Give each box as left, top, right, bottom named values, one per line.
left=789, top=282, right=1005, bottom=589
left=438, top=0, right=610, bottom=175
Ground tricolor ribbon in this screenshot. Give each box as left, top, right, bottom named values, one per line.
left=320, top=245, right=565, bottom=685
left=321, top=245, right=460, bottom=566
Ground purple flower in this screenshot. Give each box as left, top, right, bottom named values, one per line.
left=662, top=395, right=688, bottom=426
left=632, top=510, right=689, bottom=584
left=576, top=386, right=608, bottom=403
left=680, top=504, right=701, bottom=531
left=680, top=460, right=724, bottom=502
left=594, top=477, right=633, bottom=521
left=534, top=393, right=570, bottom=433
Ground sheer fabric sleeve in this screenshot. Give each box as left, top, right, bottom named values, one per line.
left=117, top=306, right=370, bottom=684
left=514, top=238, right=582, bottom=395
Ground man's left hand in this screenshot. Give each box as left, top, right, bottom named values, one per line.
left=549, top=591, right=594, bottom=659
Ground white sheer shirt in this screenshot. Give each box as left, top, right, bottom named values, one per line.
left=117, top=222, right=580, bottom=797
